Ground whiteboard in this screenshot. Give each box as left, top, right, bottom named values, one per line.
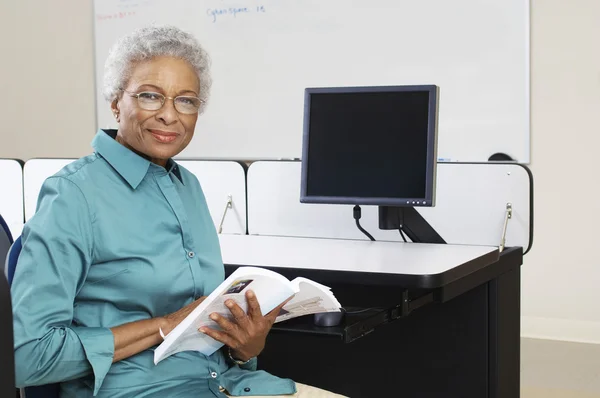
left=246, top=161, right=532, bottom=252
left=0, top=159, right=24, bottom=238
left=23, top=158, right=246, bottom=234
left=93, top=0, right=530, bottom=162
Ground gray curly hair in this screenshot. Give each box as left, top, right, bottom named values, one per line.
left=102, top=25, right=212, bottom=114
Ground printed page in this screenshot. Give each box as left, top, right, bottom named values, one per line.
left=275, top=278, right=342, bottom=323
left=154, top=267, right=295, bottom=364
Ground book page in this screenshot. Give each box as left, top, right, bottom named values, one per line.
left=275, top=278, right=342, bottom=323
left=154, top=267, right=295, bottom=364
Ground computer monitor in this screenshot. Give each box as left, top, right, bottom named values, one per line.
left=300, top=85, right=444, bottom=243
left=300, top=84, right=438, bottom=207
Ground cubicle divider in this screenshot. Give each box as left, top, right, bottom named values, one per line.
left=0, top=159, right=25, bottom=238
left=246, top=161, right=533, bottom=253
left=21, top=158, right=247, bottom=235
left=16, top=158, right=532, bottom=252
left=176, top=160, right=247, bottom=235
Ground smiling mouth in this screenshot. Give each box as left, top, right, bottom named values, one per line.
left=148, top=129, right=179, bottom=144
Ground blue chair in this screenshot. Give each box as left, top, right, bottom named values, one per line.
left=0, top=214, right=17, bottom=398
left=6, top=236, right=60, bottom=398
left=0, top=213, right=13, bottom=272
left=5, top=236, right=20, bottom=285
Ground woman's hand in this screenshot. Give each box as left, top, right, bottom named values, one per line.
left=199, top=290, right=291, bottom=362
left=160, top=296, right=207, bottom=336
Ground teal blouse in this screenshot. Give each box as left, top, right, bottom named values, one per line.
left=11, top=130, right=296, bottom=397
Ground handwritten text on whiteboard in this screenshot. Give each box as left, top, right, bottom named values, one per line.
left=206, top=5, right=266, bottom=23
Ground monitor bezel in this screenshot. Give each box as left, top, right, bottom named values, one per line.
left=300, top=84, right=439, bottom=207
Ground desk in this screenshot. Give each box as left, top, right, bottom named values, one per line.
left=220, top=235, right=522, bottom=398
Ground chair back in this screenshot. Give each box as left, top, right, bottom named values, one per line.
left=0, top=267, right=16, bottom=398
left=0, top=214, right=17, bottom=397
left=0, top=214, right=13, bottom=272
left=22, top=384, right=60, bottom=398
left=6, top=236, right=21, bottom=285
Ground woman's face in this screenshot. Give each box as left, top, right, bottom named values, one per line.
left=111, top=56, right=200, bottom=167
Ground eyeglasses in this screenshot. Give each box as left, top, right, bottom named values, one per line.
left=120, top=89, right=204, bottom=115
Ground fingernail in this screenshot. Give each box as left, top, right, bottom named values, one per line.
left=210, top=313, right=218, bottom=320
left=226, top=300, right=233, bottom=308
left=247, top=290, right=255, bottom=298
left=199, top=327, right=207, bottom=333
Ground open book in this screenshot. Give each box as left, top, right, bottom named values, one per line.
left=153, top=266, right=342, bottom=364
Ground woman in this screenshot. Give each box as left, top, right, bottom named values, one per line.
left=11, top=25, right=345, bottom=398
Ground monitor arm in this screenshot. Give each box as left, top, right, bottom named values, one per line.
left=378, top=206, right=445, bottom=244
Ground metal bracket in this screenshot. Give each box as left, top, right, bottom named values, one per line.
left=218, top=194, right=233, bottom=234
left=499, top=202, right=513, bottom=252
left=398, top=290, right=411, bottom=318
left=390, top=290, right=435, bottom=320
left=344, top=290, right=435, bottom=343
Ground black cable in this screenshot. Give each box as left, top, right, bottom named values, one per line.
left=399, top=228, right=407, bottom=242
left=356, top=219, right=375, bottom=241
left=353, top=205, right=375, bottom=241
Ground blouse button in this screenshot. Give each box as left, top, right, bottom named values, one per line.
left=188, top=251, right=195, bottom=258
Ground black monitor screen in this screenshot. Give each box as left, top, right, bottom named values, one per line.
left=300, top=85, right=438, bottom=207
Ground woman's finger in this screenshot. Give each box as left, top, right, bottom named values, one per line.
left=209, top=313, right=237, bottom=333
left=199, top=326, right=238, bottom=349
left=246, top=290, right=263, bottom=320
left=225, top=299, right=250, bottom=327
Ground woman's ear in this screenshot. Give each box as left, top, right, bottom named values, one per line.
left=111, top=99, right=120, bottom=122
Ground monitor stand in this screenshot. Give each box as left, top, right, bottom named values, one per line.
left=378, top=206, right=445, bottom=244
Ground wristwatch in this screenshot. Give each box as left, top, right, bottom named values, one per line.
left=228, top=347, right=252, bottom=366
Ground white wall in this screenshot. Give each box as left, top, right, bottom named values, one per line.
left=523, top=0, right=600, bottom=343
left=0, top=0, right=95, bottom=161
left=0, top=0, right=598, bottom=343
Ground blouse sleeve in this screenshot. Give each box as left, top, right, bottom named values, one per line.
left=11, top=176, right=114, bottom=396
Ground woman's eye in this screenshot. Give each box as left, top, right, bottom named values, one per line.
left=139, top=92, right=161, bottom=101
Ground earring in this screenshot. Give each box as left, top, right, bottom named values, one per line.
left=114, top=112, right=119, bottom=119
